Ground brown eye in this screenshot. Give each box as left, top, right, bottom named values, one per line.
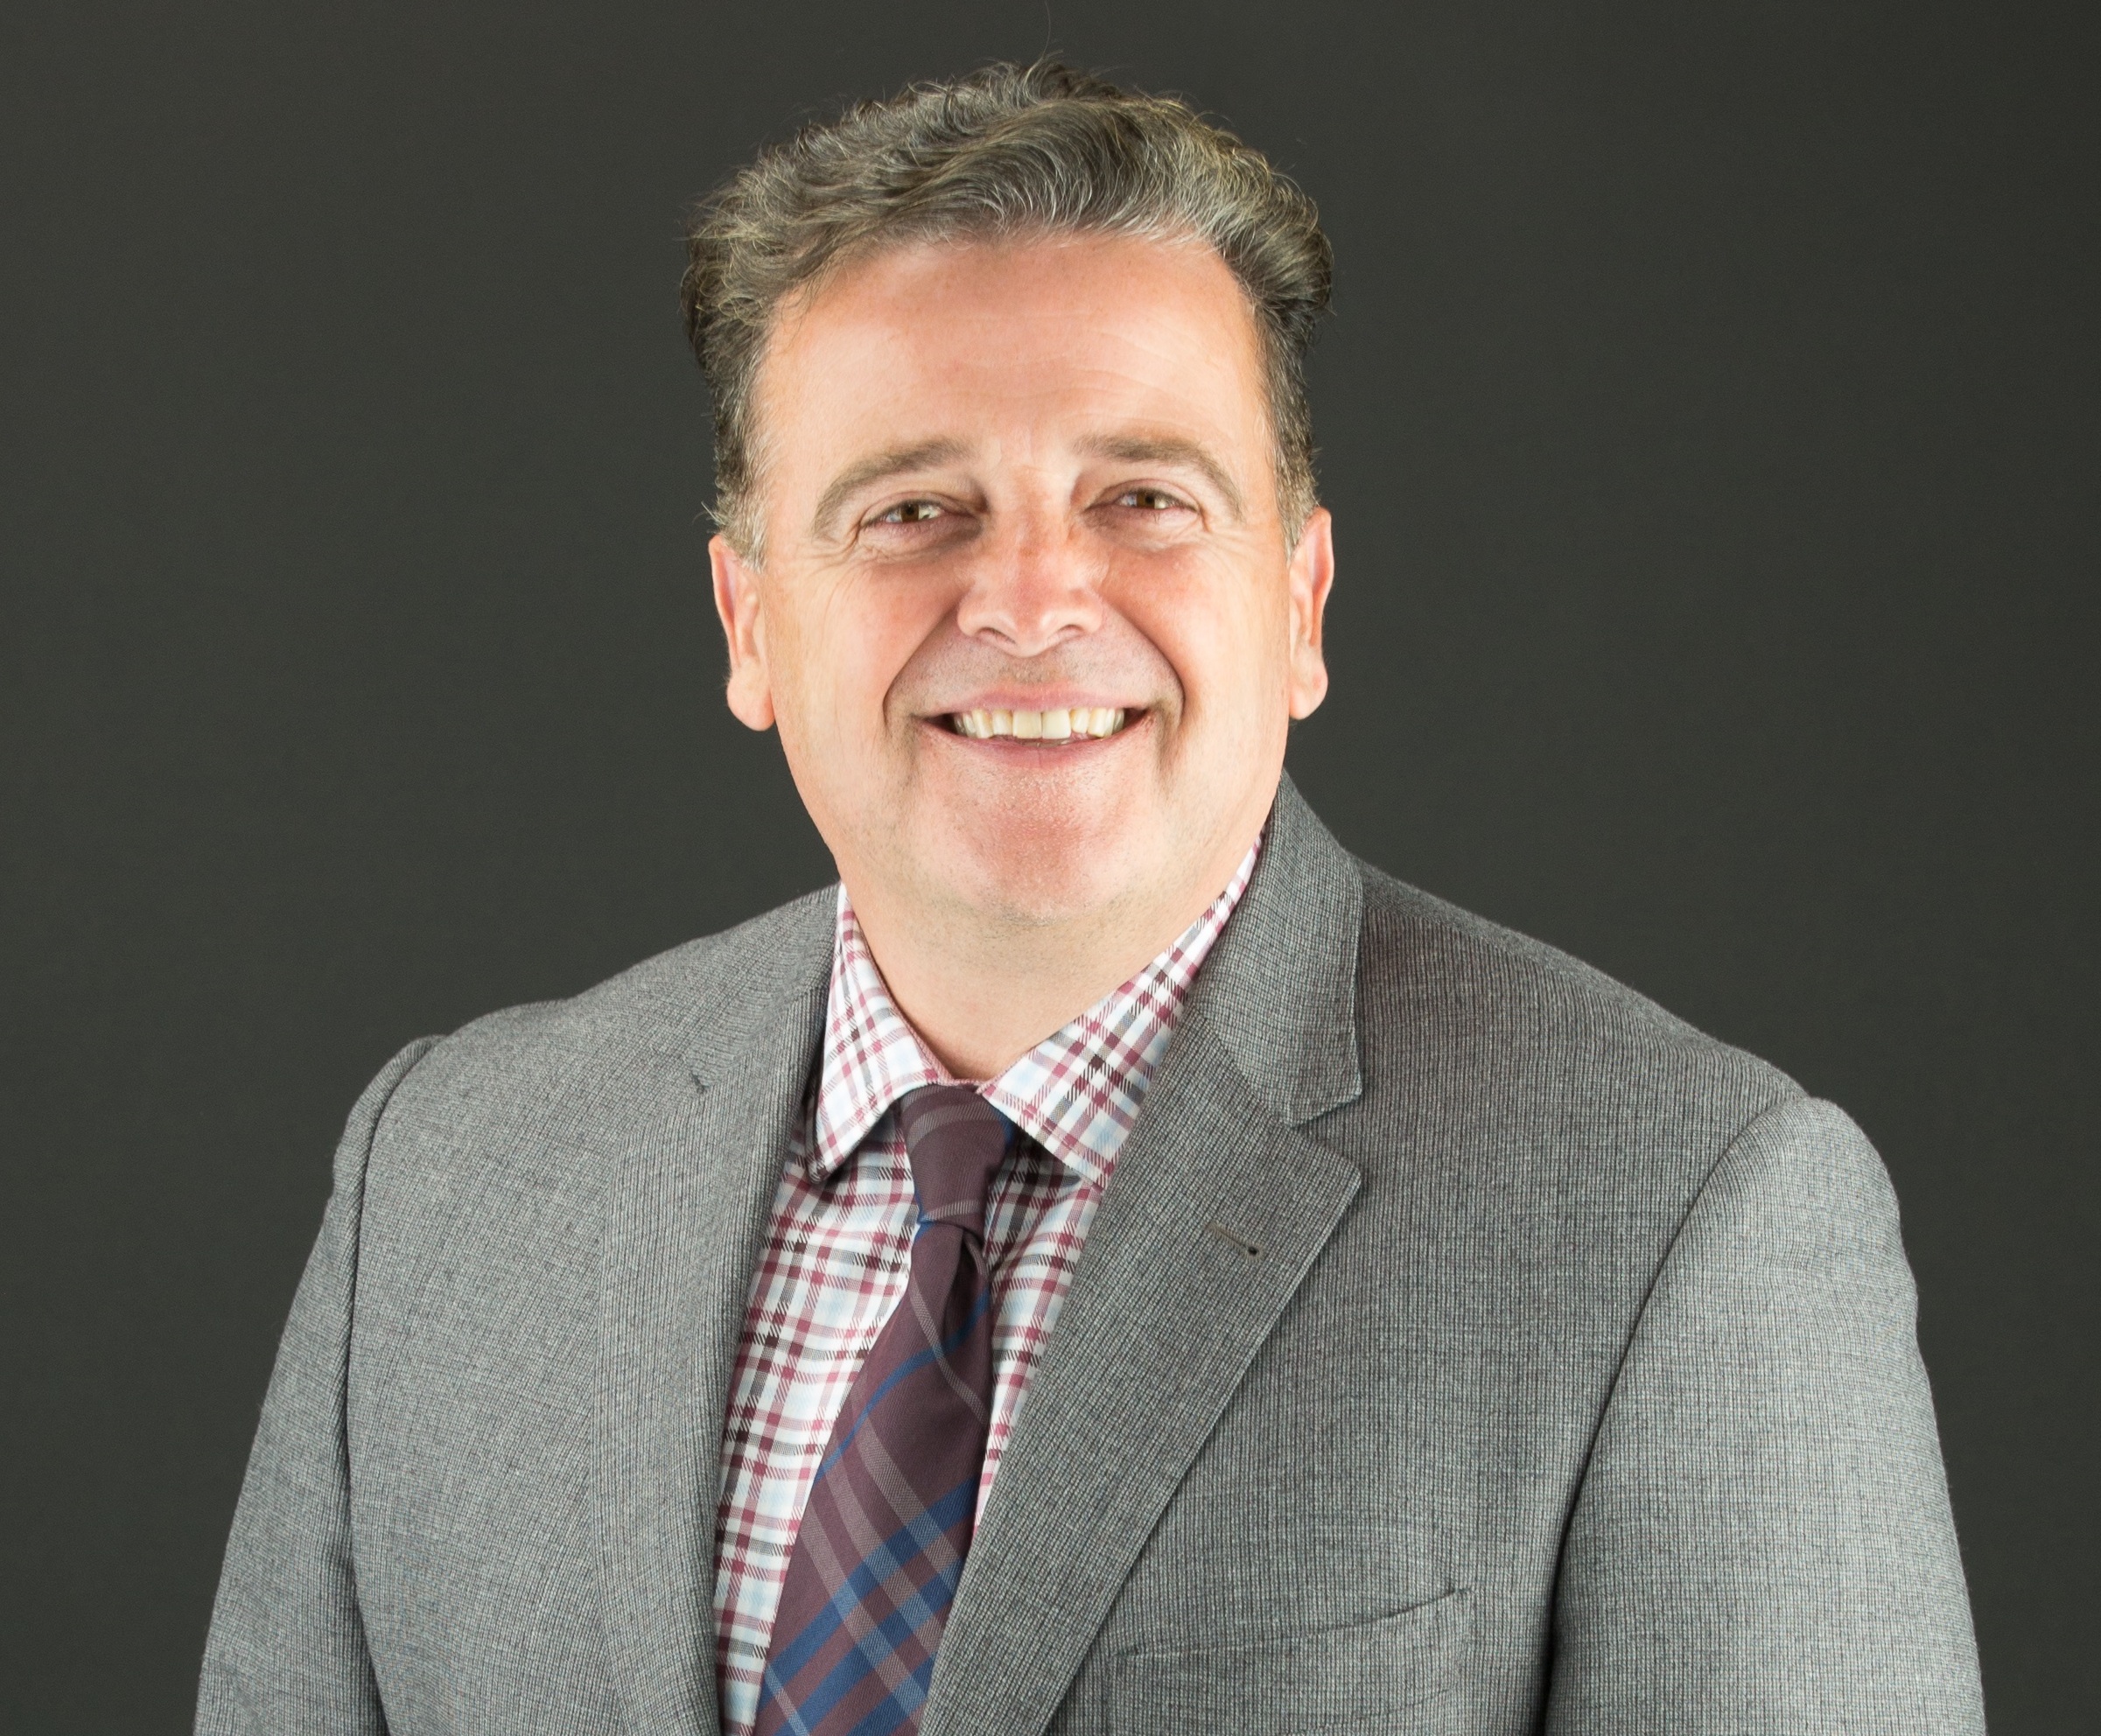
left=877, top=500, right=945, bottom=524
left=1117, top=489, right=1180, bottom=511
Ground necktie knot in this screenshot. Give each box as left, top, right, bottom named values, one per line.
left=897, top=1084, right=1010, bottom=1241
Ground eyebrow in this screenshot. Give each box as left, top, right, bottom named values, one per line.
left=1076, top=433, right=1245, bottom=522
left=810, top=438, right=971, bottom=540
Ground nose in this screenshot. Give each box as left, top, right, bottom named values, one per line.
left=951, top=512, right=1105, bottom=658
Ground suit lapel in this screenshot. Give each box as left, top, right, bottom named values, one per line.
left=921, top=777, right=1369, bottom=1736
left=598, top=902, right=832, bottom=1736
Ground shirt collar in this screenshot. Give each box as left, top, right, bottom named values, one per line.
left=810, top=835, right=1262, bottom=1186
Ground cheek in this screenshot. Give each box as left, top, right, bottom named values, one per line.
left=773, top=567, right=947, bottom=743
left=1112, top=552, right=1293, bottom=719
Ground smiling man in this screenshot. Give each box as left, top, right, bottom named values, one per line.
left=199, top=63, right=1985, bottom=1736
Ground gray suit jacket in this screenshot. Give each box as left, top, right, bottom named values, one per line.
left=199, top=780, right=1985, bottom=1734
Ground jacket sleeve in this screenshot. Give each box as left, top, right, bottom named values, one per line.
left=195, top=1037, right=438, bottom=1736
left=1544, top=1095, right=1986, bottom=1733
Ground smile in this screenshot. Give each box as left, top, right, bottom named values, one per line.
left=946, top=706, right=1132, bottom=741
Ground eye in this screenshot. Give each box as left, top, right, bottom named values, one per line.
left=872, top=500, right=947, bottom=525
left=1113, top=487, right=1186, bottom=512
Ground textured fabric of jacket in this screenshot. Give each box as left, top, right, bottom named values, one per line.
left=197, top=778, right=1985, bottom=1735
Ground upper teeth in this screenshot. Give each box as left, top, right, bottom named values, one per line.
left=950, top=707, right=1129, bottom=741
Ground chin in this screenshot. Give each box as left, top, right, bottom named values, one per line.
left=930, top=802, right=1152, bottom=928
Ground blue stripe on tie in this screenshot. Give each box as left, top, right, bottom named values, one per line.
left=838, top=1653, right=940, bottom=1736
left=759, top=1477, right=977, bottom=1706
left=812, top=1289, right=992, bottom=1483
left=765, top=1634, right=940, bottom=1736
left=794, top=1582, right=948, bottom=1734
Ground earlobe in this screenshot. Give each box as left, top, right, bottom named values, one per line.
left=1286, top=507, right=1334, bottom=720
left=710, top=534, right=777, bottom=732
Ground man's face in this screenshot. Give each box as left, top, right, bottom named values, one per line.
left=711, top=231, right=1333, bottom=938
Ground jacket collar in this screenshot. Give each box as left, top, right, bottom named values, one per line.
left=1186, top=773, right=1363, bottom=1127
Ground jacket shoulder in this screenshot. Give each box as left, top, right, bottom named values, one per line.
left=351, top=886, right=834, bottom=1193
left=1342, top=861, right=1802, bottom=1194
left=1355, top=863, right=1744, bottom=1035
left=415, top=884, right=832, bottom=1076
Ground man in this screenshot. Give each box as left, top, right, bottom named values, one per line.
left=199, top=62, right=1985, bottom=1735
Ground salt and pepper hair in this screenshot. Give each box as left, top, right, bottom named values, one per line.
left=682, top=60, right=1334, bottom=560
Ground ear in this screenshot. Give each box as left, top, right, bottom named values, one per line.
left=710, top=534, right=776, bottom=732
left=1285, top=506, right=1334, bottom=720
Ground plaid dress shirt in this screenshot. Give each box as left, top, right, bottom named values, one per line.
left=710, top=838, right=1260, bottom=1735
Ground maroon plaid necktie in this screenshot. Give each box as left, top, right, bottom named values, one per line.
left=754, top=1085, right=1012, bottom=1736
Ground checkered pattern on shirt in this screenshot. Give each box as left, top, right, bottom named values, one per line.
left=710, top=837, right=1260, bottom=1736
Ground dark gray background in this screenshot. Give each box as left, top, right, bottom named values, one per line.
left=4, top=2, right=2093, bottom=1728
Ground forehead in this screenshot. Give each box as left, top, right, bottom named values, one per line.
left=753, top=231, right=1271, bottom=486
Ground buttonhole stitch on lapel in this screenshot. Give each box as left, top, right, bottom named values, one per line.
left=1207, top=1221, right=1263, bottom=1259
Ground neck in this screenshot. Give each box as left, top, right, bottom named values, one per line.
left=845, top=836, right=1255, bottom=1081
